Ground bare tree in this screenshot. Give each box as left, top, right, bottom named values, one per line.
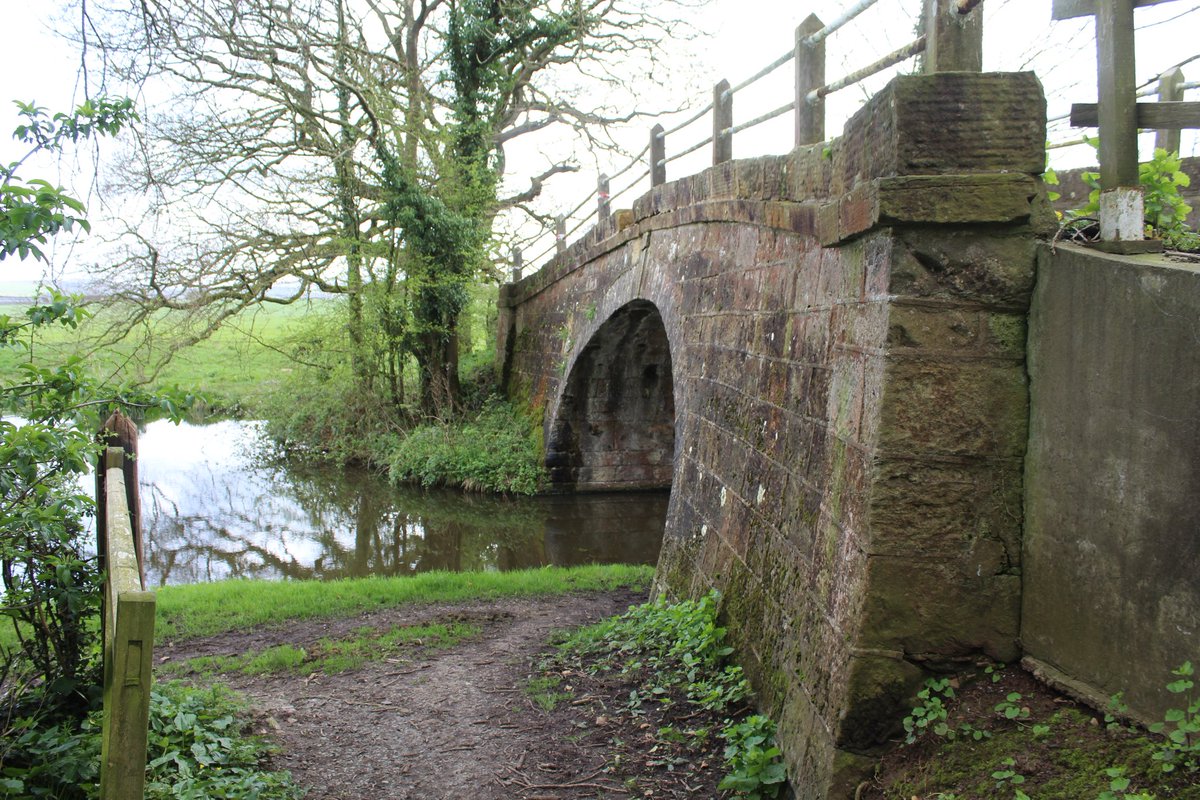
left=84, top=0, right=693, bottom=416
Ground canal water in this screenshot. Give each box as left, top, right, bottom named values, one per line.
left=136, top=419, right=668, bottom=586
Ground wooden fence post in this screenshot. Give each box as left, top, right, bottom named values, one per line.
left=795, top=15, right=826, bottom=146
left=597, top=173, right=611, bottom=237
left=713, top=80, right=733, bottom=164
left=923, top=0, right=983, bottom=73
left=511, top=247, right=522, bottom=282
left=555, top=215, right=567, bottom=253
left=1095, top=0, right=1142, bottom=241
left=98, top=444, right=155, bottom=800
left=650, top=124, right=666, bottom=187
left=1155, top=67, right=1184, bottom=155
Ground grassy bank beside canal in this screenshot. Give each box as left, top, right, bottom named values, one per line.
left=0, top=565, right=654, bottom=654
left=154, top=564, right=654, bottom=641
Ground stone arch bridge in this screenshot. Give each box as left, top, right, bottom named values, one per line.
left=498, top=72, right=1051, bottom=796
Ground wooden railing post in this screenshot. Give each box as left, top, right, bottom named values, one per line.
left=511, top=247, right=523, bottom=282
left=1095, top=0, right=1142, bottom=241
left=98, top=441, right=155, bottom=800
left=795, top=15, right=826, bottom=146
left=555, top=215, right=567, bottom=254
left=713, top=79, right=733, bottom=164
left=650, top=124, right=666, bottom=187
left=1155, top=67, right=1185, bottom=155
left=597, top=173, right=611, bottom=237
left=923, top=0, right=983, bottom=73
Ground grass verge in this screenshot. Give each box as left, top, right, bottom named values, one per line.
left=155, top=564, right=653, bottom=642
left=166, top=620, right=483, bottom=678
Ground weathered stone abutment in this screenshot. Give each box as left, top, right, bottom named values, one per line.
left=498, top=72, right=1053, bottom=796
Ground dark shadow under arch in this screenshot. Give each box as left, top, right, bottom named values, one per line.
left=546, top=300, right=675, bottom=492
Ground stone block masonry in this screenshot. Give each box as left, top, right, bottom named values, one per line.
left=498, top=72, right=1051, bottom=797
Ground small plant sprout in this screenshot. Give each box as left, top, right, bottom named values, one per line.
left=718, top=715, right=788, bottom=800
left=991, top=757, right=1029, bottom=798
left=1106, top=692, right=1130, bottom=731
left=1148, top=661, right=1200, bottom=773
left=995, top=692, right=1031, bottom=722
left=903, top=677, right=955, bottom=743
left=1096, top=766, right=1158, bottom=800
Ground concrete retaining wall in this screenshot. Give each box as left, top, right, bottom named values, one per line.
left=1023, top=244, right=1200, bottom=722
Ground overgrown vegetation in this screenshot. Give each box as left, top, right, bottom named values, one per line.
left=0, top=682, right=301, bottom=799
left=1058, top=140, right=1198, bottom=252
left=1, top=98, right=163, bottom=755
left=866, top=662, right=1200, bottom=799
left=387, top=399, right=546, bottom=494
left=544, top=591, right=789, bottom=798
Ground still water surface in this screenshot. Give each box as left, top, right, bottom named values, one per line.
left=137, top=420, right=667, bottom=586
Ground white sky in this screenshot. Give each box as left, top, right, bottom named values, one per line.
left=1, top=0, right=1198, bottom=284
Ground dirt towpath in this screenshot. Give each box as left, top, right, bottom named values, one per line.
left=157, top=589, right=664, bottom=799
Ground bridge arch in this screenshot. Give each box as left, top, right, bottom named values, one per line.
left=545, top=299, right=676, bottom=492
left=498, top=72, right=1048, bottom=795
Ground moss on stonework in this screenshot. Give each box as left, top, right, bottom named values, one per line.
left=838, top=655, right=924, bottom=751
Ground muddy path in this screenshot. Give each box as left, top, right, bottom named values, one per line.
left=157, top=589, right=685, bottom=799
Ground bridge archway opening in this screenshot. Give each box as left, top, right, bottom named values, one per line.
left=546, top=300, right=675, bottom=493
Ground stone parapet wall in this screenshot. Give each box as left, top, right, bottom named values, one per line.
left=498, top=72, right=1050, bottom=797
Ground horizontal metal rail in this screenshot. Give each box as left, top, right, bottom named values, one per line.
left=663, top=102, right=714, bottom=137
left=806, top=36, right=927, bottom=104
left=723, top=49, right=795, bottom=100
left=662, top=134, right=714, bottom=167
left=803, top=0, right=880, bottom=46
left=609, top=167, right=651, bottom=206
left=723, top=100, right=797, bottom=138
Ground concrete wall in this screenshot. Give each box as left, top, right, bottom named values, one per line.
left=500, top=71, right=1052, bottom=798
left=1023, top=244, right=1200, bottom=722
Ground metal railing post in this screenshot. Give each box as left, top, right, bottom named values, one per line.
left=713, top=79, right=733, bottom=164
left=795, top=15, right=826, bottom=146
left=555, top=215, right=567, bottom=253
left=923, top=0, right=983, bottom=73
left=511, top=247, right=523, bottom=282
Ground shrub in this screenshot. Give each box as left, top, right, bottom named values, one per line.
left=387, top=398, right=545, bottom=494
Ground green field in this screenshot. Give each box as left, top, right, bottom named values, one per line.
left=1, top=283, right=500, bottom=414
left=0, top=298, right=339, bottom=411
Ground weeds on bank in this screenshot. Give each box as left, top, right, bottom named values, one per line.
left=0, top=682, right=300, bottom=799
left=542, top=591, right=788, bottom=798
left=875, top=661, right=1200, bottom=800
left=166, top=621, right=481, bottom=678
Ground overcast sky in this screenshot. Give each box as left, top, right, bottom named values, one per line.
left=1, top=0, right=1198, bottom=285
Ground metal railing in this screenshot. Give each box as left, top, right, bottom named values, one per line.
left=514, top=0, right=985, bottom=276
left=97, top=411, right=155, bottom=800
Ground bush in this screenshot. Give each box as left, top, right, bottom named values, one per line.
left=387, top=399, right=545, bottom=494
left=0, top=682, right=300, bottom=799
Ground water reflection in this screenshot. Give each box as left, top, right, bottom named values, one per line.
left=137, top=420, right=667, bottom=585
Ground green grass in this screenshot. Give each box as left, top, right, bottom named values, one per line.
left=167, top=620, right=482, bottom=677
left=524, top=674, right=571, bottom=711
left=154, top=564, right=653, bottom=642
left=0, top=299, right=335, bottom=411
